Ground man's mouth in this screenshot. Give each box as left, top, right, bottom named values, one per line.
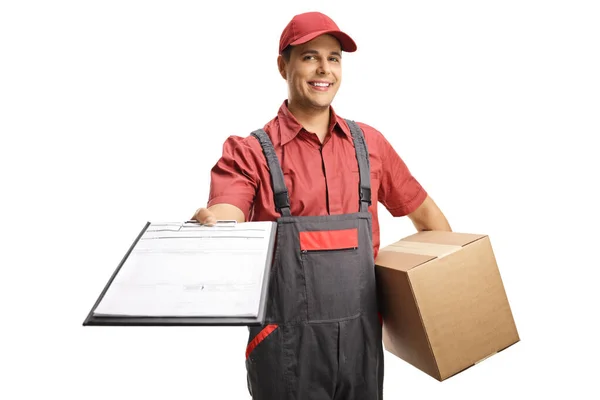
left=308, top=81, right=333, bottom=90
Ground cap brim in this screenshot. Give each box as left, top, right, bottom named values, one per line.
left=290, top=29, right=357, bottom=52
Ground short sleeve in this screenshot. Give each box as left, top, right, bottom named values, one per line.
left=207, top=136, right=259, bottom=221
left=376, top=131, right=428, bottom=217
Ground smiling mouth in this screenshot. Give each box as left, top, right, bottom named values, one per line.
left=309, top=81, right=333, bottom=87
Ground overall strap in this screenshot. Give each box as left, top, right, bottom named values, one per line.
left=345, top=119, right=372, bottom=213
left=250, top=129, right=292, bottom=217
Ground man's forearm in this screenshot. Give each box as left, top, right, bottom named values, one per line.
left=408, top=195, right=452, bottom=232
left=412, top=210, right=452, bottom=232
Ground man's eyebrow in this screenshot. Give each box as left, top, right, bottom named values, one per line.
left=300, top=49, right=342, bottom=57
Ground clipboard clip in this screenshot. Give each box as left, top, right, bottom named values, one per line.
left=214, top=220, right=238, bottom=226
left=184, top=220, right=238, bottom=226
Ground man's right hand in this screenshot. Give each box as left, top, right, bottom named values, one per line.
left=191, top=208, right=217, bottom=226
left=190, top=204, right=245, bottom=226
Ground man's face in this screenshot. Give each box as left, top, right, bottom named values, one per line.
left=278, top=34, right=342, bottom=112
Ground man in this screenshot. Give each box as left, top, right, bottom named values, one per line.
left=193, top=11, right=451, bottom=400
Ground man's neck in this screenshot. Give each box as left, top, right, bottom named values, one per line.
left=287, top=102, right=331, bottom=143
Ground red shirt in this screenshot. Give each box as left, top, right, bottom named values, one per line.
left=208, top=101, right=427, bottom=259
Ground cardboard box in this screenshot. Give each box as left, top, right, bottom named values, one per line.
left=375, top=231, right=519, bottom=381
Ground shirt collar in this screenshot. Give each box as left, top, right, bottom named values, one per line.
left=277, top=100, right=352, bottom=146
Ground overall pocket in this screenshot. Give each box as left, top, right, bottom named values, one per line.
left=246, top=324, right=279, bottom=361
left=300, top=228, right=363, bottom=321
left=245, top=324, right=286, bottom=398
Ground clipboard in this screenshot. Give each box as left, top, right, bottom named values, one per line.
left=83, top=220, right=277, bottom=327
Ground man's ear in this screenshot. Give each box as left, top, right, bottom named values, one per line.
left=277, top=55, right=287, bottom=80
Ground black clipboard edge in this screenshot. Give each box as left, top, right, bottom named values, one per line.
left=253, top=221, right=277, bottom=325
left=83, top=221, right=151, bottom=326
left=83, top=221, right=277, bottom=327
left=83, top=315, right=262, bottom=326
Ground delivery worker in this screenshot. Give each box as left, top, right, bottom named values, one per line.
left=192, top=11, right=452, bottom=400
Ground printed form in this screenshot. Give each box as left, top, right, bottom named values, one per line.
left=93, top=221, right=275, bottom=318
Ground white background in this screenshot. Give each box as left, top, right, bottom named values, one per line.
left=1, top=0, right=599, bottom=398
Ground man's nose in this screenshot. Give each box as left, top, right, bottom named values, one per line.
left=317, top=60, right=332, bottom=75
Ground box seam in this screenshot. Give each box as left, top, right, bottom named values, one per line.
left=407, top=270, right=442, bottom=380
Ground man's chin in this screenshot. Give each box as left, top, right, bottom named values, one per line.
left=309, top=100, right=333, bottom=111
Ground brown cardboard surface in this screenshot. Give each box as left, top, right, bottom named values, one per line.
left=409, top=236, right=519, bottom=379
left=402, top=230, right=486, bottom=247
left=376, top=231, right=519, bottom=381
left=385, top=241, right=462, bottom=258
left=375, top=250, right=434, bottom=272
left=376, top=266, right=439, bottom=379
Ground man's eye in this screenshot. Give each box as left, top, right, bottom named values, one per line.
left=303, top=55, right=316, bottom=61
left=329, top=57, right=340, bottom=62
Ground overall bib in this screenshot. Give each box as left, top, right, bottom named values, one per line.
left=245, top=120, right=384, bottom=400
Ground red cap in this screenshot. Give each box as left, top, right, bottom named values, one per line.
left=279, top=12, right=357, bottom=54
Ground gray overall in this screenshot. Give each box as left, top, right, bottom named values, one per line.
left=245, top=120, right=384, bottom=400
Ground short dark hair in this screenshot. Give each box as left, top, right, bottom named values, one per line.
left=281, top=45, right=293, bottom=62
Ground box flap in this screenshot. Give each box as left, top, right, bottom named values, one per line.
left=377, top=266, right=440, bottom=380
left=376, top=231, right=483, bottom=271
left=375, top=250, right=435, bottom=272
left=402, top=231, right=486, bottom=247
left=384, top=241, right=462, bottom=258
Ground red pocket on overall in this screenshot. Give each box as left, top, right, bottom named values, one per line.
left=299, top=228, right=358, bottom=252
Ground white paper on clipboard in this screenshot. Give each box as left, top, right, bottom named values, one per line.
left=93, top=220, right=276, bottom=318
